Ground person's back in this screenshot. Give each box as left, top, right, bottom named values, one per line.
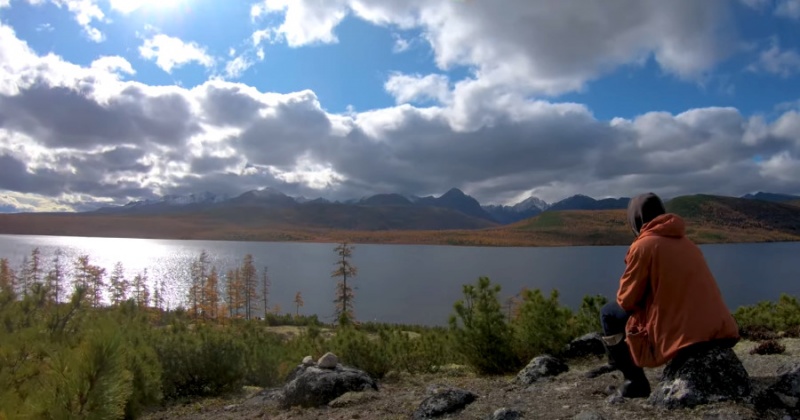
left=598, top=192, right=740, bottom=399
left=619, top=212, right=740, bottom=368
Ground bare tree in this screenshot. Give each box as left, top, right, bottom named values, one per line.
left=294, top=291, right=304, bottom=317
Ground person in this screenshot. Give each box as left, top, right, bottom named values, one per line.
left=598, top=192, right=740, bottom=398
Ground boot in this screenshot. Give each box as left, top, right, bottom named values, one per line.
left=603, top=335, right=650, bottom=399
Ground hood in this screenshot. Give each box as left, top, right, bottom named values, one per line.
left=627, top=192, right=666, bottom=237
left=638, top=213, right=686, bottom=239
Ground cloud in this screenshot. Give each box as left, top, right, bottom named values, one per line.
left=50, top=0, right=106, bottom=42
left=252, top=0, right=736, bottom=97
left=1, top=20, right=800, bottom=212
left=139, top=34, right=215, bottom=73
left=391, top=33, right=410, bottom=53
left=0, top=0, right=9, bottom=8
left=384, top=73, right=451, bottom=104
left=224, top=54, right=255, bottom=79
left=748, top=39, right=800, bottom=78
left=776, top=0, right=800, bottom=18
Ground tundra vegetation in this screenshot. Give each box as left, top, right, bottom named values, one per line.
left=0, top=246, right=797, bottom=418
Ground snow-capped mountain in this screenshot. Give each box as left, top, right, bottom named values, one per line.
left=512, top=196, right=550, bottom=212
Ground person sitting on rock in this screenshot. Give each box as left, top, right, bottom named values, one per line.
left=597, top=192, right=740, bottom=398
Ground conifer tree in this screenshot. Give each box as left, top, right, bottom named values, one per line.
left=19, top=255, right=30, bottom=296
left=109, top=262, right=129, bottom=305
left=0, top=257, right=16, bottom=296
left=189, top=251, right=210, bottom=319
left=201, top=266, right=219, bottom=319
left=88, top=265, right=106, bottom=307
left=240, top=254, right=257, bottom=320
left=45, top=251, right=65, bottom=304
left=132, top=270, right=150, bottom=307
left=225, top=268, right=243, bottom=318
left=73, top=255, right=92, bottom=293
left=261, top=266, right=270, bottom=320
left=27, top=247, right=42, bottom=289
left=294, top=291, right=304, bottom=316
left=331, top=241, right=358, bottom=326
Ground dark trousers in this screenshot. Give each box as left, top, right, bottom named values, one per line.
left=600, top=301, right=629, bottom=337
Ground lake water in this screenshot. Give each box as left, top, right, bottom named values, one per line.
left=1, top=234, right=799, bottom=326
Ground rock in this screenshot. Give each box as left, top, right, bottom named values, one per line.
left=280, top=364, right=378, bottom=408
left=562, top=332, right=606, bottom=359
left=318, top=352, right=339, bottom=369
left=516, top=355, right=569, bottom=386
left=755, top=363, right=800, bottom=410
left=302, top=355, right=315, bottom=366
left=328, top=390, right=380, bottom=408
left=605, top=393, right=625, bottom=405
left=223, top=404, right=237, bottom=411
left=489, top=407, right=522, bottom=420
left=584, top=363, right=616, bottom=379
left=573, top=411, right=606, bottom=420
left=412, top=387, right=477, bottom=419
left=648, top=345, right=751, bottom=409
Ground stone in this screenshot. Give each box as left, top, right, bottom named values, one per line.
left=584, top=363, right=616, bottom=379
left=516, top=355, right=569, bottom=386
left=328, top=390, right=380, bottom=408
left=754, top=363, right=800, bottom=410
left=562, top=332, right=606, bottom=359
left=279, top=364, right=378, bottom=408
left=318, top=352, right=339, bottom=369
left=648, top=345, right=751, bottom=409
left=489, top=407, right=522, bottom=420
left=412, top=387, right=477, bottom=419
left=573, top=411, right=606, bottom=420
left=302, top=355, right=315, bottom=366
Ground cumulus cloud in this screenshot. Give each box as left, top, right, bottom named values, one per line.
left=252, top=0, right=735, bottom=97
left=139, top=34, right=215, bottom=73
left=776, top=0, right=800, bottom=18
left=0, top=17, right=799, bottom=212
left=748, top=39, right=800, bottom=77
left=49, top=0, right=106, bottom=42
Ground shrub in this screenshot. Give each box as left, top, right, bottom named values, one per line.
left=154, top=323, right=246, bottom=400
left=570, top=294, right=608, bottom=336
left=749, top=339, right=786, bottom=355
left=734, top=294, right=800, bottom=333
left=449, top=276, right=519, bottom=375
left=511, top=288, right=574, bottom=362
left=329, top=327, right=391, bottom=379
left=739, top=324, right=779, bottom=341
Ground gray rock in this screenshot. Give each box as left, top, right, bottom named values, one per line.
left=755, top=363, right=800, bottom=410
left=516, top=355, right=569, bottom=386
left=302, top=355, right=314, bottom=366
left=280, top=364, right=378, bottom=408
left=412, top=387, right=477, bottom=419
left=328, top=390, right=380, bottom=408
left=489, top=407, right=522, bottom=420
left=573, top=411, right=606, bottom=420
left=318, top=352, right=339, bottom=369
left=648, top=345, right=751, bottom=409
left=562, top=332, right=606, bottom=359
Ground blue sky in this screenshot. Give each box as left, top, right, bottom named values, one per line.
left=0, top=0, right=799, bottom=211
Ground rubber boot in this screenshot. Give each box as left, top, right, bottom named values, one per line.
left=606, top=340, right=650, bottom=399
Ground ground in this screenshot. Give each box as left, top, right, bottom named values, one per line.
left=142, top=339, right=800, bottom=420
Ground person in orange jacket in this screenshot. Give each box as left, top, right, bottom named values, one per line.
left=598, top=192, right=740, bottom=398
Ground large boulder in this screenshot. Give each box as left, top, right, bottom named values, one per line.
left=412, top=387, right=477, bottom=419
left=516, top=355, right=569, bottom=386
left=755, top=363, right=800, bottom=411
left=280, top=362, right=379, bottom=408
left=648, top=345, right=751, bottom=409
left=562, top=332, right=606, bottom=359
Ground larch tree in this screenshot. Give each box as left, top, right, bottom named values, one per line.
left=189, top=250, right=210, bottom=319
left=225, top=268, right=243, bottom=319
left=132, top=270, right=150, bottom=307
left=19, top=255, right=29, bottom=296
left=261, top=266, right=270, bottom=320
left=294, top=291, right=304, bottom=317
left=202, top=266, right=220, bottom=320
left=240, top=254, right=257, bottom=320
left=88, top=265, right=106, bottom=307
left=45, top=251, right=65, bottom=305
left=109, top=262, right=129, bottom=305
left=27, top=247, right=42, bottom=290
left=0, top=257, right=16, bottom=296
left=331, top=241, right=358, bottom=326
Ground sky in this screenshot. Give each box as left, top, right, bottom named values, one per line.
left=0, top=0, right=799, bottom=212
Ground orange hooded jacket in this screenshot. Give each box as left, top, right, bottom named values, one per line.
left=617, top=213, right=740, bottom=368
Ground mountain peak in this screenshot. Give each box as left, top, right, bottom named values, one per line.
left=441, top=187, right=467, bottom=198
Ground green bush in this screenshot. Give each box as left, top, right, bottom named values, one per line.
left=449, top=277, right=519, bottom=375
left=570, top=294, right=608, bottom=336
left=511, top=288, right=574, bottom=362
left=154, top=323, right=246, bottom=400
left=733, top=293, right=800, bottom=333
left=329, top=327, right=391, bottom=379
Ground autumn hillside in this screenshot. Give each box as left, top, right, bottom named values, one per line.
left=0, top=194, right=799, bottom=247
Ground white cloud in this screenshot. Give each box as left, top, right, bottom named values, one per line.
left=224, top=55, right=254, bottom=79
left=776, top=0, right=800, bottom=18
left=384, top=73, right=451, bottom=104
left=139, top=34, right=215, bottom=73
left=0, top=0, right=10, bottom=8
left=90, top=56, right=135, bottom=75
left=748, top=40, right=800, bottom=77
left=51, top=0, right=106, bottom=42
left=392, top=33, right=410, bottom=53
left=252, top=0, right=735, bottom=97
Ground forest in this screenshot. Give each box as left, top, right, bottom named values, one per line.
left=1, top=245, right=799, bottom=419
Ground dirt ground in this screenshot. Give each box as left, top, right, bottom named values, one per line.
left=142, top=339, right=800, bottom=420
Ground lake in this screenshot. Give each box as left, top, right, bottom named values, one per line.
left=0, top=234, right=799, bottom=326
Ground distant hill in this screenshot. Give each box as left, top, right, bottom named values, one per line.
left=742, top=192, right=800, bottom=203
left=416, top=188, right=495, bottom=221
left=546, top=195, right=630, bottom=212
